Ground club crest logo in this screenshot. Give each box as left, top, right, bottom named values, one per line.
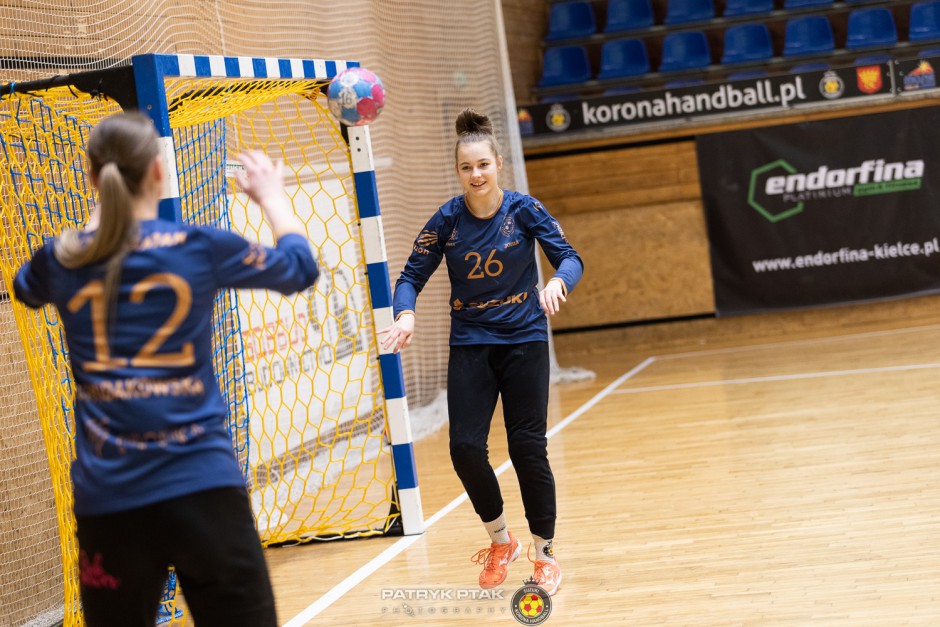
left=500, top=215, right=515, bottom=237
left=819, top=71, right=844, bottom=100
left=546, top=104, right=571, bottom=133
left=510, top=578, right=552, bottom=625
left=856, top=65, right=882, bottom=94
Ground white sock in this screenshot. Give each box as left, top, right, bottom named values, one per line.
left=483, top=514, right=511, bottom=545
left=533, top=534, right=555, bottom=563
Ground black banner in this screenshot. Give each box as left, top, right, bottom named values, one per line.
left=696, top=107, right=940, bottom=316
left=518, top=64, right=892, bottom=137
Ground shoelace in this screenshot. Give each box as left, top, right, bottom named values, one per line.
left=471, top=543, right=512, bottom=571
left=527, top=544, right=558, bottom=569
left=470, top=547, right=494, bottom=569
left=532, top=559, right=556, bottom=584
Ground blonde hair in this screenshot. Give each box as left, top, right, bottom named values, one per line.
left=454, top=108, right=501, bottom=163
left=55, top=112, right=160, bottom=301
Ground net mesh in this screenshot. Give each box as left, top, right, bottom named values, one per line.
left=166, top=76, right=395, bottom=544
left=0, top=2, right=520, bottom=625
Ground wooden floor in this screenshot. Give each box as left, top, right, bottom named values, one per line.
left=264, top=324, right=940, bottom=626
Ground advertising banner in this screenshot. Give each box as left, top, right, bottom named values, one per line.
left=518, top=64, right=893, bottom=138
left=696, top=107, right=940, bottom=316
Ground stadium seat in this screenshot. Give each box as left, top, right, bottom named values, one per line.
left=664, top=78, right=706, bottom=88
left=728, top=69, right=770, bottom=79
left=597, top=38, right=650, bottom=79
left=603, top=86, right=643, bottom=95
left=539, top=45, right=593, bottom=87
left=659, top=31, right=712, bottom=71
left=540, top=94, right=583, bottom=103
left=723, top=0, right=774, bottom=17
left=909, top=1, right=940, bottom=43
left=854, top=54, right=892, bottom=65
left=919, top=47, right=940, bottom=56
left=721, top=23, right=774, bottom=65
left=790, top=61, right=830, bottom=72
left=664, top=0, right=715, bottom=25
left=783, top=16, right=835, bottom=57
left=783, top=0, right=833, bottom=8
left=605, top=0, right=655, bottom=33
left=545, top=1, right=597, bottom=41
left=846, top=8, right=897, bottom=50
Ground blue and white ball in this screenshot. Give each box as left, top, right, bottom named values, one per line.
left=327, top=67, right=385, bottom=126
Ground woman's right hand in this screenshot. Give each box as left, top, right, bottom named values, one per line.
left=378, top=312, right=415, bottom=354
left=234, top=150, right=305, bottom=238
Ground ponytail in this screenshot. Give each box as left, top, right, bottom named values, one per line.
left=54, top=112, right=159, bottom=303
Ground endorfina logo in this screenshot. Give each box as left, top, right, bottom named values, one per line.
left=748, top=158, right=925, bottom=222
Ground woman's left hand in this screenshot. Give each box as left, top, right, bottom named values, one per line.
left=539, top=278, right=567, bottom=316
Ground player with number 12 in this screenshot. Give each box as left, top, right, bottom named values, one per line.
left=14, top=112, right=318, bottom=626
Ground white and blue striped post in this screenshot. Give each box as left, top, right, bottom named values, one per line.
left=349, top=125, right=425, bottom=536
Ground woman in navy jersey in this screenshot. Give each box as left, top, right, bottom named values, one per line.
left=381, top=108, right=582, bottom=596
left=14, top=112, right=318, bottom=626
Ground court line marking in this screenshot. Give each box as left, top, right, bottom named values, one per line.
left=611, top=361, right=940, bottom=395
left=282, top=356, right=656, bottom=626
left=655, top=322, right=940, bottom=361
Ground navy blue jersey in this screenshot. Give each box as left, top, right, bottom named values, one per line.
left=394, top=191, right=582, bottom=344
left=14, top=219, right=318, bottom=515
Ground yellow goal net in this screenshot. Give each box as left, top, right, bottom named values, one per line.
left=0, top=54, right=420, bottom=625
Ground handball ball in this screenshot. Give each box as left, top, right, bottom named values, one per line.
left=327, top=67, right=385, bottom=126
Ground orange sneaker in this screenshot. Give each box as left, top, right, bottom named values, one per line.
left=528, top=544, right=562, bottom=596
left=471, top=532, right=521, bottom=589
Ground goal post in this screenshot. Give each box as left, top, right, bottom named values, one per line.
left=0, top=52, right=423, bottom=626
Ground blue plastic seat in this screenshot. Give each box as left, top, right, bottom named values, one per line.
left=664, top=0, right=715, bottom=25
left=721, top=23, right=774, bottom=65
left=790, top=61, right=830, bottom=72
left=545, top=1, right=597, bottom=41
left=539, top=46, right=593, bottom=87
left=919, top=47, right=940, bottom=56
left=603, top=86, right=643, bottom=95
left=664, top=78, right=706, bottom=88
left=605, top=0, right=655, bottom=33
left=540, top=94, right=583, bottom=103
left=728, top=69, right=770, bottom=80
left=783, top=0, right=833, bottom=8
left=659, top=31, right=712, bottom=72
left=854, top=54, right=891, bottom=65
left=597, top=39, right=650, bottom=79
left=910, top=1, right=940, bottom=43
left=723, top=0, right=774, bottom=17
left=846, top=8, right=897, bottom=50
left=783, top=16, right=835, bottom=57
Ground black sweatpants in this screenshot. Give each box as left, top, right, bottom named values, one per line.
left=447, top=341, right=556, bottom=539
left=75, top=487, right=276, bottom=627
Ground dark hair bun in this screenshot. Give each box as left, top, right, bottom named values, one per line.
left=455, top=108, right=493, bottom=137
